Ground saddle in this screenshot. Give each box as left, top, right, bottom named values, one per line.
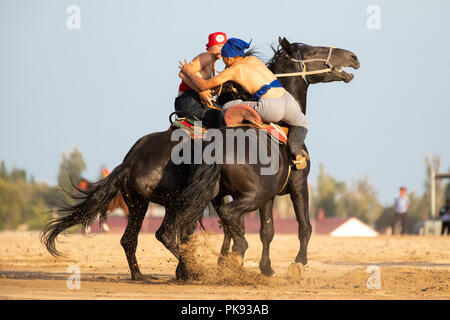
left=168, top=105, right=289, bottom=145
left=223, top=104, right=289, bottom=144
left=168, top=107, right=309, bottom=171
left=169, top=117, right=208, bottom=139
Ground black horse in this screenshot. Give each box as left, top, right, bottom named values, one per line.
left=189, top=37, right=360, bottom=276
left=41, top=37, right=359, bottom=281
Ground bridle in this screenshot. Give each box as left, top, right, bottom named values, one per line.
left=274, top=45, right=336, bottom=83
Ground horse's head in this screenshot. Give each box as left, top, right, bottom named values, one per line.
left=277, top=37, right=360, bottom=84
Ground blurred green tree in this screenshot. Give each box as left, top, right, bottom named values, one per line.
left=0, top=178, right=26, bottom=229
left=57, top=147, right=86, bottom=193
left=0, top=161, right=7, bottom=179
left=313, top=163, right=346, bottom=218
left=337, top=175, right=383, bottom=224
left=0, top=162, right=61, bottom=230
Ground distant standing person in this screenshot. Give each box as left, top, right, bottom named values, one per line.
left=391, top=186, right=410, bottom=234
left=439, top=198, right=450, bottom=235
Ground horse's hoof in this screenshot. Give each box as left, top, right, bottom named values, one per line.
left=217, top=255, right=227, bottom=266
left=176, top=267, right=190, bottom=282
left=131, top=273, right=145, bottom=282
left=176, top=262, right=201, bottom=282
left=261, top=267, right=275, bottom=277
left=287, top=262, right=304, bottom=279
left=176, top=272, right=200, bottom=282
left=260, top=260, right=275, bottom=277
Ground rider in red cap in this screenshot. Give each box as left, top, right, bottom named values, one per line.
left=206, top=32, right=227, bottom=49
left=175, top=32, right=227, bottom=128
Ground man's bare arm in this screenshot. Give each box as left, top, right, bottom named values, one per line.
left=177, top=53, right=215, bottom=93
left=177, top=54, right=204, bottom=88
left=177, top=54, right=204, bottom=91
left=179, top=59, right=234, bottom=91
left=178, top=71, right=202, bottom=92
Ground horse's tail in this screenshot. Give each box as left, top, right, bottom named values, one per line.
left=175, top=160, right=221, bottom=233
left=41, top=163, right=130, bottom=257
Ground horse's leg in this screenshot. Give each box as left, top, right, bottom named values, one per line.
left=155, top=210, right=180, bottom=260
left=218, top=223, right=232, bottom=259
left=258, top=198, right=275, bottom=276
left=156, top=205, right=204, bottom=281
left=174, top=212, right=201, bottom=281
left=120, top=193, right=149, bottom=281
left=217, top=196, right=255, bottom=262
left=289, top=179, right=312, bottom=266
left=117, top=191, right=129, bottom=214
left=211, top=196, right=233, bottom=263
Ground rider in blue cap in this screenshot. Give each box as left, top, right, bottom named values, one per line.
left=221, top=38, right=252, bottom=58
left=179, top=37, right=309, bottom=169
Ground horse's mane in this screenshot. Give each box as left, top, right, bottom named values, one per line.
left=266, top=45, right=290, bottom=73
left=244, top=47, right=261, bottom=59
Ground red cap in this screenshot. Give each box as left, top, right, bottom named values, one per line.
left=102, top=167, right=110, bottom=178
left=206, top=32, right=227, bottom=49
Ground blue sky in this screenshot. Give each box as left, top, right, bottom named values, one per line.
left=1, top=0, right=449, bottom=205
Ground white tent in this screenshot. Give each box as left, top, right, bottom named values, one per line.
left=329, top=217, right=378, bottom=237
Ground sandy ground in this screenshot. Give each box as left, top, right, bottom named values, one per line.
left=0, top=231, right=449, bottom=300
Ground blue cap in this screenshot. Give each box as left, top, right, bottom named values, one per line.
left=221, top=38, right=252, bottom=58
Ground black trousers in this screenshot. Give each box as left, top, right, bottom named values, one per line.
left=391, top=213, right=407, bottom=234
left=442, top=221, right=450, bottom=235
left=174, top=90, right=221, bottom=128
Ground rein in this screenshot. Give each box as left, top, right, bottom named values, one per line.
left=204, top=59, right=223, bottom=111
left=278, top=164, right=292, bottom=194
left=274, top=46, right=336, bottom=83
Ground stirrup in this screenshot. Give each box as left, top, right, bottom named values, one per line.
left=292, top=150, right=310, bottom=170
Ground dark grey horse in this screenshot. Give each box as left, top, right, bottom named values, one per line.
left=41, top=37, right=359, bottom=281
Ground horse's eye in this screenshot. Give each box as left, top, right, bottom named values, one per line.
left=312, top=50, right=318, bottom=56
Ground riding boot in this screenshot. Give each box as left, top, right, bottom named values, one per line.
left=287, top=126, right=309, bottom=170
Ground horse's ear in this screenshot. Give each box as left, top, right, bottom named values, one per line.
left=278, top=37, right=293, bottom=54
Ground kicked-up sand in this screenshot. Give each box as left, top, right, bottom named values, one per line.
left=0, top=231, right=449, bottom=299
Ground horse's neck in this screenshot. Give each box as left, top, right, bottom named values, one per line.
left=267, top=57, right=309, bottom=115
left=282, top=79, right=309, bottom=115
